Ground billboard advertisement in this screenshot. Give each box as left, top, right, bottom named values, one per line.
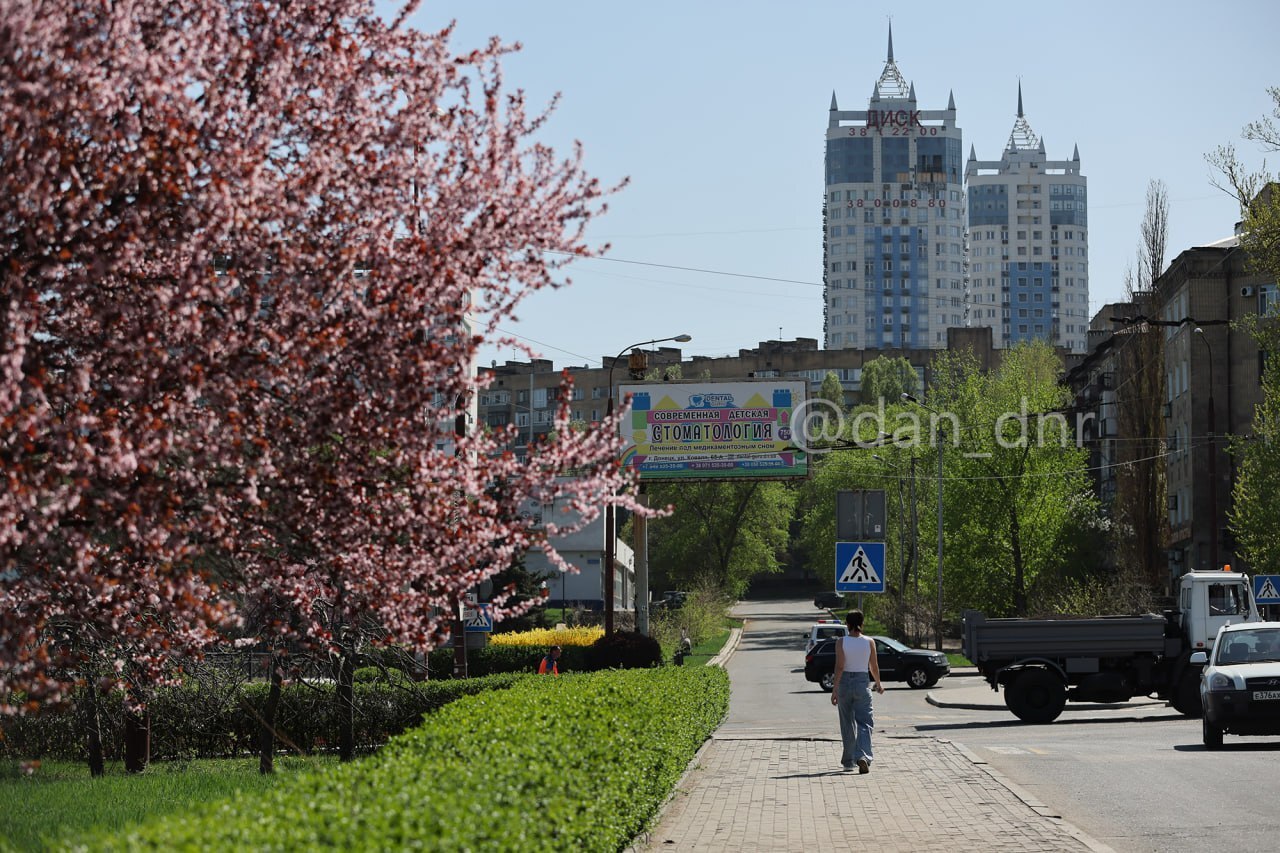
left=617, top=380, right=809, bottom=481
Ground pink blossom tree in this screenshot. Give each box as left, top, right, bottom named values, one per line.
left=1, top=0, right=640, bottom=769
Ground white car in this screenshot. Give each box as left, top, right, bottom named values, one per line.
left=1192, top=620, right=1280, bottom=750
left=803, top=619, right=847, bottom=654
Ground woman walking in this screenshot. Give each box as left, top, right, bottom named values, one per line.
left=830, top=609, right=884, bottom=773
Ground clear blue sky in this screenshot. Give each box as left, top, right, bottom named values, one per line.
left=393, top=1, right=1279, bottom=371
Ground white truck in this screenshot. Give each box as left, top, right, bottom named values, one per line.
left=962, top=570, right=1260, bottom=723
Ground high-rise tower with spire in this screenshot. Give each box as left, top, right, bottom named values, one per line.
left=823, top=25, right=965, bottom=350
left=965, top=84, right=1088, bottom=353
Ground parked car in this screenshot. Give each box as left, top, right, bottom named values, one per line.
left=1194, top=621, right=1280, bottom=750
left=651, top=590, right=689, bottom=612
left=814, top=591, right=844, bottom=610
left=803, top=620, right=848, bottom=654
left=804, top=635, right=951, bottom=692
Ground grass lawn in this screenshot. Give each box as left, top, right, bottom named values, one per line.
left=0, top=755, right=333, bottom=851
left=678, top=616, right=743, bottom=667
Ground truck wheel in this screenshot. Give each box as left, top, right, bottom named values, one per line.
left=1005, top=669, right=1066, bottom=724
left=1202, top=716, right=1223, bottom=750
left=906, top=666, right=931, bottom=689
left=820, top=671, right=835, bottom=692
left=1172, top=670, right=1203, bottom=718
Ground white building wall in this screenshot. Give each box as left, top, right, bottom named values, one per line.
left=966, top=129, right=1089, bottom=353
left=823, top=38, right=965, bottom=351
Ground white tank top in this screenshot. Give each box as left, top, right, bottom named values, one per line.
left=840, top=634, right=873, bottom=673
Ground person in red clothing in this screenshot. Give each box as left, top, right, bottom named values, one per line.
left=538, top=645, right=562, bottom=675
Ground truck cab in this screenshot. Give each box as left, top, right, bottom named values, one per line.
left=1178, top=570, right=1258, bottom=653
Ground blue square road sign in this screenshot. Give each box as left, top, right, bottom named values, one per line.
left=835, top=542, right=886, bottom=594
left=1254, top=575, right=1280, bottom=605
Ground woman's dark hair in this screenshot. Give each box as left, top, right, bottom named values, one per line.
left=845, top=609, right=865, bottom=631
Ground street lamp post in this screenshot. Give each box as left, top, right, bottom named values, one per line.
left=1194, top=327, right=1219, bottom=571
left=903, top=393, right=945, bottom=651
left=603, top=334, right=692, bottom=635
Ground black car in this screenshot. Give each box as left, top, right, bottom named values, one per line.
left=804, top=635, right=950, bottom=692
left=814, top=591, right=844, bottom=610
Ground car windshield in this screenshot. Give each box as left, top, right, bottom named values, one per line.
left=1214, top=628, right=1280, bottom=664
left=874, top=636, right=910, bottom=652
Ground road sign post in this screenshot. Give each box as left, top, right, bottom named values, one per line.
left=463, top=604, right=494, bottom=633
left=835, top=541, right=886, bottom=594
left=1254, top=575, right=1280, bottom=606
left=835, top=490, right=886, bottom=601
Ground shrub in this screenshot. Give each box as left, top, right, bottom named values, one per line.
left=352, top=666, right=412, bottom=685
left=489, top=626, right=604, bottom=647
left=91, top=667, right=730, bottom=851
left=589, top=630, right=662, bottom=670
left=651, top=581, right=732, bottom=659
left=0, top=674, right=526, bottom=762
left=425, top=643, right=592, bottom=678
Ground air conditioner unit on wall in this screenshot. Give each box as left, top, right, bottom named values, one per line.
left=1242, top=286, right=1256, bottom=297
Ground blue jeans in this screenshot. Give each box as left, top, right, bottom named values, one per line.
left=837, top=671, right=874, bottom=767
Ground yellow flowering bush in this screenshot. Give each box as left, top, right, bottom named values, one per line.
left=490, top=626, right=604, bottom=648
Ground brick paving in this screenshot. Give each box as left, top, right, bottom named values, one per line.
left=634, top=628, right=1112, bottom=853
left=637, top=734, right=1107, bottom=852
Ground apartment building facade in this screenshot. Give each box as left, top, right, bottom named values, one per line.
left=823, top=26, right=966, bottom=351
left=966, top=85, right=1089, bottom=354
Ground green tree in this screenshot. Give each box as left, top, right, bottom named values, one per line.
left=1209, top=86, right=1280, bottom=281
left=817, top=371, right=847, bottom=412
left=1212, top=91, right=1280, bottom=575
left=1229, top=316, right=1280, bottom=574
left=646, top=480, right=796, bottom=598
left=860, top=356, right=918, bottom=406
left=930, top=343, right=1105, bottom=616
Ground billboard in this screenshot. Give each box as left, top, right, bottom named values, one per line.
left=617, top=380, right=808, bottom=481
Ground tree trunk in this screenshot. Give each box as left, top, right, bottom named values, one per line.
left=123, top=698, right=149, bottom=774
left=80, top=684, right=105, bottom=778
left=258, top=648, right=283, bottom=775
left=336, top=644, right=356, bottom=762
left=1010, top=504, right=1027, bottom=616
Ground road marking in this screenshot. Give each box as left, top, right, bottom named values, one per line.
left=986, top=745, right=1052, bottom=756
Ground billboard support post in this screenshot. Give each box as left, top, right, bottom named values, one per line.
left=603, top=334, right=691, bottom=635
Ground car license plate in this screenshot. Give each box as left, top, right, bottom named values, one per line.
left=1252, top=690, right=1280, bottom=701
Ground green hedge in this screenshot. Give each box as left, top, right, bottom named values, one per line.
left=424, top=643, right=593, bottom=677
left=1, top=674, right=524, bottom=762
left=93, top=666, right=730, bottom=851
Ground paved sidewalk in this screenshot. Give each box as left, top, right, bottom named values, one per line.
left=635, top=639, right=1116, bottom=852
left=637, top=733, right=1108, bottom=852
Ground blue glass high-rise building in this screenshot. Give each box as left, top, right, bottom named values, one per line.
left=823, top=26, right=965, bottom=350
left=965, top=85, right=1088, bottom=353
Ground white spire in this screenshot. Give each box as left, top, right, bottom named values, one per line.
left=1006, top=81, right=1039, bottom=152
left=873, top=23, right=910, bottom=100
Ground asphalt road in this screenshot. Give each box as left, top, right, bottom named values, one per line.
left=734, top=595, right=1280, bottom=853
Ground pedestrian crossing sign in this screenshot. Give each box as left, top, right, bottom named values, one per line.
left=464, top=604, right=493, bottom=632
left=1255, top=575, right=1280, bottom=605
left=835, top=542, right=886, bottom=593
